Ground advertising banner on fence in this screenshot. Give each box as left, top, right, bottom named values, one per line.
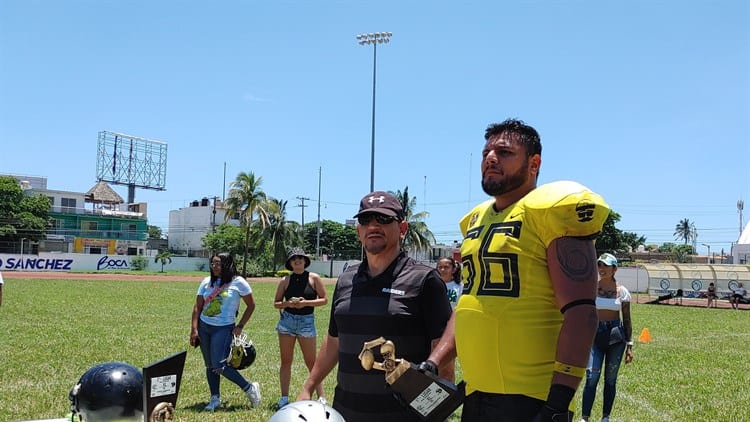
left=0, top=253, right=206, bottom=272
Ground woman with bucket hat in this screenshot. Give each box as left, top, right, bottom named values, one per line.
left=273, top=247, right=328, bottom=409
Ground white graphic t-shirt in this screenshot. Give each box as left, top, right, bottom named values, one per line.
left=445, top=281, right=463, bottom=309
left=197, top=276, right=252, bottom=326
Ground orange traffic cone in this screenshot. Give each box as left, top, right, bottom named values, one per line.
left=638, top=327, right=651, bottom=343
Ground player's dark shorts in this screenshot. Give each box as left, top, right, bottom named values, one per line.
left=276, top=310, right=316, bottom=338
left=462, top=391, right=573, bottom=422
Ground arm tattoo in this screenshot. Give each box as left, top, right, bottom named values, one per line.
left=555, top=237, right=596, bottom=283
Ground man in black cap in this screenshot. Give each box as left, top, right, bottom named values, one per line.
left=297, top=191, right=453, bottom=422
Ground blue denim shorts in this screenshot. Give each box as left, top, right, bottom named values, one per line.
left=276, top=310, right=316, bottom=338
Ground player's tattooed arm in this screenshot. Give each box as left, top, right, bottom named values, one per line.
left=554, top=236, right=598, bottom=283
left=547, top=236, right=598, bottom=390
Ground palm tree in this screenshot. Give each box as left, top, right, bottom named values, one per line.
left=393, top=186, right=435, bottom=255
left=154, top=250, right=172, bottom=273
left=264, top=198, right=303, bottom=270
left=224, top=171, right=270, bottom=276
left=674, top=218, right=697, bottom=245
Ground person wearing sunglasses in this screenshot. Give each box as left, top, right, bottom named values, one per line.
left=297, top=191, right=453, bottom=422
left=273, top=247, right=328, bottom=409
left=190, top=252, right=261, bottom=411
left=425, top=119, right=610, bottom=422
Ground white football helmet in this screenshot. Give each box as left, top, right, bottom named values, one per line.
left=268, top=400, right=346, bottom=422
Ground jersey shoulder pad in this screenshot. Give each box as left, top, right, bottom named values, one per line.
left=459, top=199, right=495, bottom=234
left=524, top=181, right=609, bottom=244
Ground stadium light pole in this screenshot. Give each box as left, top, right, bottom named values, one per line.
left=356, top=32, right=392, bottom=192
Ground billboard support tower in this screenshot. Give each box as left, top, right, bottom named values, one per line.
left=96, top=131, right=168, bottom=204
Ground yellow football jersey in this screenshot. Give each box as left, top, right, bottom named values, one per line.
left=455, top=181, right=609, bottom=400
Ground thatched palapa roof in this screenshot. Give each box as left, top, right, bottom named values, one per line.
left=86, top=181, right=124, bottom=205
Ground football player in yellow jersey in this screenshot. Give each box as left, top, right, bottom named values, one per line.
left=421, top=119, right=609, bottom=421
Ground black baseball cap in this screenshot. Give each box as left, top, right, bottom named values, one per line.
left=353, top=191, right=404, bottom=220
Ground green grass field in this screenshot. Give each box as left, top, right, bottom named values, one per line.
left=1, top=277, right=748, bottom=421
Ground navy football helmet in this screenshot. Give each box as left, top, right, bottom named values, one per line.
left=69, top=362, right=144, bottom=421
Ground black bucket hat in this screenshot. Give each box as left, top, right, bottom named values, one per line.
left=285, top=247, right=311, bottom=271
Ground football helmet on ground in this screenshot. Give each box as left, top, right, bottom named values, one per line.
left=69, top=362, right=144, bottom=421
left=268, top=400, right=346, bottom=422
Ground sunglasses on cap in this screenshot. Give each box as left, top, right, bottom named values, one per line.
left=357, top=213, right=398, bottom=225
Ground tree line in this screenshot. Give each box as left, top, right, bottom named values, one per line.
left=0, top=174, right=705, bottom=270
left=201, top=172, right=435, bottom=276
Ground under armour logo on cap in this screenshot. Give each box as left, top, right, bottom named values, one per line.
left=354, top=191, right=404, bottom=220
left=368, top=195, right=386, bottom=204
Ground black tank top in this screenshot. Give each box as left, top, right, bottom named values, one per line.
left=284, top=271, right=317, bottom=315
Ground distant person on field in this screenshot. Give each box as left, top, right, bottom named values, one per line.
left=436, top=256, right=462, bottom=383
left=190, top=252, right=262, bottom=411
left=0, top=271, right=4, bottom=307
left=436, top=257, right=462, bottom=310
left=274, top=247, right=328, bottom=409
left=706, top=282, right=717, bottom=308
left=729, top=282, right=747, bottom=310
left=580, top=253, right=634, bottom=422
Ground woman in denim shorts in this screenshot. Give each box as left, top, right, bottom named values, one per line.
left=273, top=247, right=328, bottom=409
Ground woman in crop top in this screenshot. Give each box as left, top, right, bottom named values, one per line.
left=580, top=253, right=634, bottom=422
left=273, top=247, right=328, bottom=409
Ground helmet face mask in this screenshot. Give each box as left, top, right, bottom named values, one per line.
left=225, top=333, right=256, bottom=370
left=69, top=362, right=144, bottom=421
left=268, top=400, right=346, bottom=422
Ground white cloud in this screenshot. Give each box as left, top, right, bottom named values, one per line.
left=242, top=93, right=270, bottom=102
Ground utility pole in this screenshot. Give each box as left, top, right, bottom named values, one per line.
left=296, top=196, right=310, bottom=228
left=211, top=196, right=219, bottom=232
left=222, top=162, right=226, bottom=201
left=316, top=167, right=322, bottom=258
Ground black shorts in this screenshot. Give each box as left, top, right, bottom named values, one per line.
left=461, top=391, right=573, bottom=422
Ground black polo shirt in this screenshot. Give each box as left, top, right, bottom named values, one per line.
left=328, top=251, right=452, bottom=422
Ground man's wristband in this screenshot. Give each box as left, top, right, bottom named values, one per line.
left=553, top=361, right=586, bottom=378
left=626, top=341, right=634, bottom=346
left=546, top=384, right=575, bottom=412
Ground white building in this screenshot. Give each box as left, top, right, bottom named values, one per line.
left=168, top=198, right=239, bottom=256
left=731, top=222, right=750, bottom=264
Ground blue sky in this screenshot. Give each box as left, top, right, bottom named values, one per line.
left=1, top=1, right=748, bottom=256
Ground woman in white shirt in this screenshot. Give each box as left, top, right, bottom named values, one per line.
left=190, top=253, right=261, bottom=411
left=729, top=282, right=746, bottom=310
left=580, top=253, right=634, bottom=422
